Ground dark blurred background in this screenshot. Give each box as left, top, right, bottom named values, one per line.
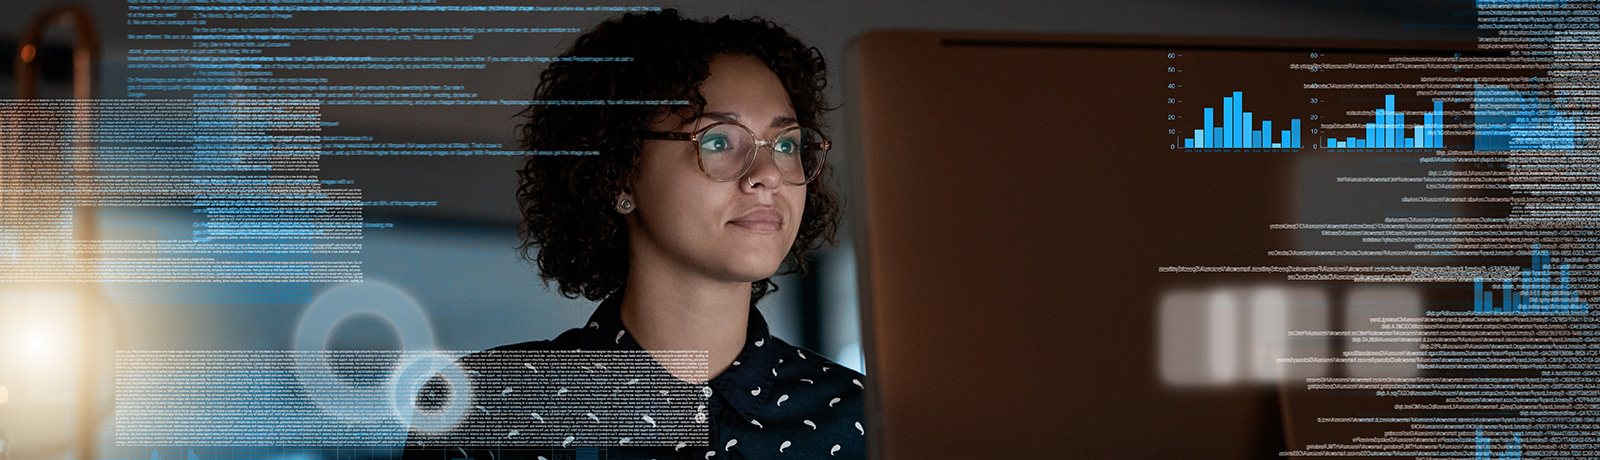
left=0, top=1, right=1478, bottom=459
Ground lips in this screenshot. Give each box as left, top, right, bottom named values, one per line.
left=729, top=207, right=784, bottom=233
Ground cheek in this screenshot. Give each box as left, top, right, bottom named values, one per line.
left=634, top=147, right=694, bottom=207
left=633, top=159, right=724, bottom=235
left=787, top=187, right=808, bottom=237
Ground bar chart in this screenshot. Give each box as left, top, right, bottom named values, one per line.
left=1475, top=430, right=1522, bottom=460
left=1181, top=91, right=1302, bottom=149
left=1325, top=95, right=1444, bottom=149
left=1471, top=244, right=1588, bottom=314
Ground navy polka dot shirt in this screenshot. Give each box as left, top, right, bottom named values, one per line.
left=403, top=296, right=865, bottom=460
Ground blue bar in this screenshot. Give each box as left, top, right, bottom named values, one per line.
left=1476, top=278, right=1485, bottom=312
left=1376, top=107, right=1388, bottom=146
left=1427, top=112, right=1440, bottom=148
left=1185, top=138, right=1194, bottom=148
left=1262, top=120, right=1272, bottom=147
left=1378, top=110, right=1386, bottom=148
left=1434, top=101, right=1445, bottom=148
left=1233, top=92, right=1244, bottom=148
left=1482, top=284, right=1490, bottom=312
left=1346, top=137, right=1356, bottom=148
left=1204, top=107, right=1215, bottom=135
left=1429, top=113, right=1437, bottom=148
left=1292, top=119, right=1301, bottom=148
left=1357, top=139, right=1366, bottom=148
left=1224, top=96, right=1234, bottom=148
left=1243, top=112, right=1253, bottom=147
left=1212, top=127, right=1222, bottom=147
left=1386, top=95, right=1397, bottom=148
left=1388, top=111, right=1401, bottom=146
left=1327, top=137, right=1335, bottom=148
left=1392, top=110, right=1400, bottom=148
left=1433, top=103, right=1446, bottom=146
left=1366, top=123, right=1376, bottom=146
left=1386, top=110, right=1395, bottom=148
left=1284, top=130, right=1293, bottom=148
left=1252, top=130, right=1261, bottom=148
left=1194, top=129, right=1205, bottom=148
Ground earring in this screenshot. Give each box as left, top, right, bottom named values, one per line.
left=746, top=177, right=757, bottom=188
left=615, top=197, right=634, bottom=214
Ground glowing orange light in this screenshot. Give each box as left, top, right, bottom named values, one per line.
left=20, top=45, right=35, bottom=63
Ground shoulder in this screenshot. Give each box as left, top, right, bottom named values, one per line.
left=766, top=338, right=865, bottom=418
left=770, top=336, right=865, bottom=389
left=757, top=338, right=867, bottom=456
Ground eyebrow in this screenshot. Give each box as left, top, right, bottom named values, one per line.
left=700, top=111, right=800, bottom=129
left=769, top=115, right=799, bottom=129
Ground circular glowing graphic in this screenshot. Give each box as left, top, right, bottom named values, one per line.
left=389, top=352, right=472, bottom=434
left=294, top=281, right=469, bottom=432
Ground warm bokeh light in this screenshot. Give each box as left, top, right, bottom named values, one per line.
left=0, top=288, right=84, bottom=386
left=0, top=285, right=90, bottom=459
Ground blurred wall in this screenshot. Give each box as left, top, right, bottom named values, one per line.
left=0, top=0, right=1474, bottom=367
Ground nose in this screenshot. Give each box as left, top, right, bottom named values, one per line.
left=742, top=141, right=784, bottom=191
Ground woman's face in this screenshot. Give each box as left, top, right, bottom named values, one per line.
left=626, top=54, right=806, bottom=285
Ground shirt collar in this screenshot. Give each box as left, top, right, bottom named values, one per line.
left=579, top=295, right=779, bottom=420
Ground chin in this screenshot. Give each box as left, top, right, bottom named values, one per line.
left=714, top=241, right=790, bottom=278
left=721, top=256, right=787, bottom=284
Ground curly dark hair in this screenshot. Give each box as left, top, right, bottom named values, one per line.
left=515, top=9, right=840, bottom=304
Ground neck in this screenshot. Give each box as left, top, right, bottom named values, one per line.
left=619, top=258, right=752, bottom=383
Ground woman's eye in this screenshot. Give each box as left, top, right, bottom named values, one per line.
left=700, top=136, right=730, bottom=153
left=774, top=139, right=799, bottom=156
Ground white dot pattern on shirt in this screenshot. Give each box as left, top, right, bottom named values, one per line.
left=408, top=297, right=866, bottom=459
left=685, top=333, right=865, bottom=458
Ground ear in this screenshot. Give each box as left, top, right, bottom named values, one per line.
left=614, top=194, right=633, bottom=214
left=614, top=191, right=635, bottom=215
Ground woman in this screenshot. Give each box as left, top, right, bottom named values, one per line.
left=404, top=9, right=863, bottom=460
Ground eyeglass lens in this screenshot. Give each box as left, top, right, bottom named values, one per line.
left=697, top=124, right=825, bottom=184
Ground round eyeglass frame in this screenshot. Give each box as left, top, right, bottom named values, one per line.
left=640, top=121, right=831, bottom=186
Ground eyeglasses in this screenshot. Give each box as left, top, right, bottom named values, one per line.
left=641, top=121, right=830, bottom=185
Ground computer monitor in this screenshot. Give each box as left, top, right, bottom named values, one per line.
left=846, top=30, right=1478, bottom=458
